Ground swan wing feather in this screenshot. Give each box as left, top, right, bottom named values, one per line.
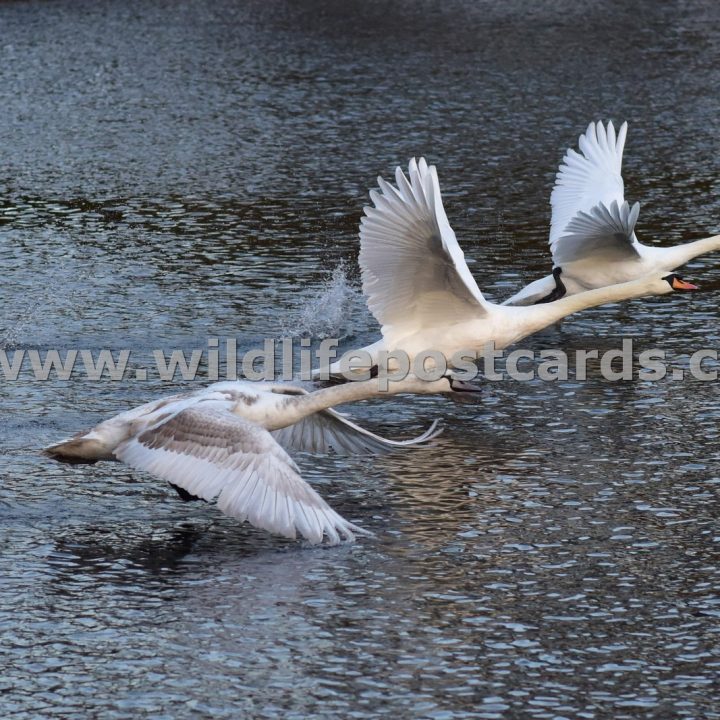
left=552, top=200, right=642, bottom=265
left=550, top=121, right=635, bottom=262
left=272, top=411, right=442, bottom=455
left=359, top=157, right=490, bottom=340
left=115, top=406, right=366, bottom=544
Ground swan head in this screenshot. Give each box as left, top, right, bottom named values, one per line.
left=662, top=273, right=699, bottom=292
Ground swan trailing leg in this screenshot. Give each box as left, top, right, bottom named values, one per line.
left=535, top=267, right=567, bottom=304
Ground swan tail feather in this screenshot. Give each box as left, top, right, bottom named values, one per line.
left=43, top=433, right=115, bottom=463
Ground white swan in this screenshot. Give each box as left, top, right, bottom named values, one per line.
left=322, top=157, right=698, bottom=376
left=45, top=376, right=476, bottom=544
left=504, top=120, right=720, bottom=305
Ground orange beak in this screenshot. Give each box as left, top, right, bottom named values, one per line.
left=672, top=277, right=699, bottom=291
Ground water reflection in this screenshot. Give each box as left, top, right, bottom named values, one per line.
left=3, top=0, right=720, bottom=717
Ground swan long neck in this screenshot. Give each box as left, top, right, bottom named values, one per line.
left=265, top=379, right=406, bottom=430
left=658, top=234, right=720, bottom=267
left=513, top=276, right=667, bottom=336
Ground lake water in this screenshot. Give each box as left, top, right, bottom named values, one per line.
left=2, top=1, right=720, bottom=718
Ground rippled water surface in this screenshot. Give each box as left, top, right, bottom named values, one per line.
left=2, top=1, right=720, bottom=718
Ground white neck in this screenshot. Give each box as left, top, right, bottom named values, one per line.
left=510, top=274, right=672, bottom=339
left=265, top=377, right=445, bottom=429
left=654, top=234, right=720, bottom=268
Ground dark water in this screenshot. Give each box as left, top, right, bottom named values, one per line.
left=2, top=0, right=720, bottom=717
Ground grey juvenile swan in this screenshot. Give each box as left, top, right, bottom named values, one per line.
left=45, top=376, right=478, bottom=544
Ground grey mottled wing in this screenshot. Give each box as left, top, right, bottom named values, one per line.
left=115, top=406, right=367, bottom=544
left=271, top=410, right=442, bottom=455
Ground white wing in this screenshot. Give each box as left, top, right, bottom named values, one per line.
left=272, top=412, right=442, bottom=455
left=550, top=121, right=640, bottom=263
left=553, top=200, right=642, bottom=265
left=115, top=407, right=367, bottom=544
left=359, top=157, right=490, bottom=340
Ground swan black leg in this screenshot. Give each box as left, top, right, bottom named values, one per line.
left=534, top=267, right=566, bottom=304
left=170, top=483, right=203, bottom=502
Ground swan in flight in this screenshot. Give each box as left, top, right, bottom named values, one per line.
left=504, top=120, right=720, bottom=305
left=321, top=157, right=698, bottom=377
left=45, top=376, right=477, bottom=544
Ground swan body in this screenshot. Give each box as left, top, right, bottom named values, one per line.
left=45, top=377, right=464, bottom=544
left=504, top=121, right=720, bottom=305
left=320, top=157, right=698, bottom=376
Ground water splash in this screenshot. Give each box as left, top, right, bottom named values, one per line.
left=284, top=262, right=368, bottom=339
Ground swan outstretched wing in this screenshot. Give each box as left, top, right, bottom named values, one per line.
left=553, top=200, right=642, bottom=265
left=263, top=383, right=443, bottom=455
left=550, top=121, right=640, bottom=263
left=272, top=413, right=442, bottom=455
left=359, top=157, right=490, bottom=340
left=115, top=406, right=366, bottom=544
